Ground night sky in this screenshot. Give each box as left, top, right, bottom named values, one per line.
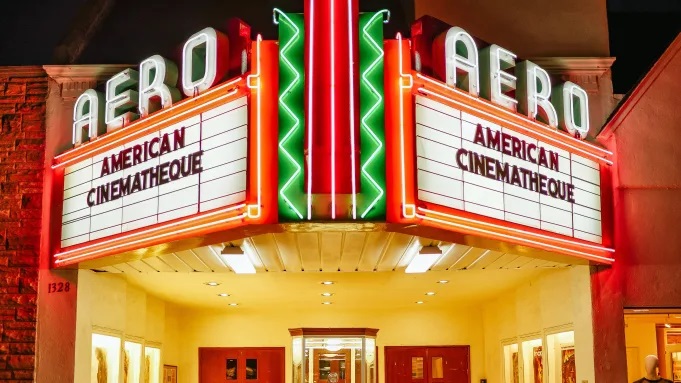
left=0, top=0, right=679, bottom=95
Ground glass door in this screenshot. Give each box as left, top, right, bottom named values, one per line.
left=313, top=349, right=351, bottom=383
left=672, top=351, right=681, bottom=383
left=290, top=328, right=377, bottom=383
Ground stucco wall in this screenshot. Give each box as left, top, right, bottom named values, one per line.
left=483, top=266, right=595, bottom=383
left=414, top=0, right=610, bottom=58
left=605, top=35, right=681, bottom=307
left=73, top=271, right=181, bottom=383
left=592, top=34, right=681, bottom=383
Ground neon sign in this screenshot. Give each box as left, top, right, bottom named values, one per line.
left=53, top=5, right=616, bottom=267
left=71, top=23, right=251, bottom=147
left=275, top=2, right=388, bottom=221
left=423, top=22, right=591, bottom=139
left=385, top=25, right=614, bottom=263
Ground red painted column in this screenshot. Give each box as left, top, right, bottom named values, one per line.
left=591, top=265, right=628, bottom=382
left=305, top=0, right=360, bottom=217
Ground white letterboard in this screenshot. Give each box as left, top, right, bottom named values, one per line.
left=415, top=95, right=603, bottom=244
left=60, top=96, right=249, bottom=248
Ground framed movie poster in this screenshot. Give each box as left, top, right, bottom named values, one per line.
left=144, top=347, right=161, bottom=383
left=163, top=365, right=177, bottom=383
left=91, top=333, right=121, bottom=383
left=671, top=351, right=681, bottom=382
left=522, top=339, right=543, bottom=383
left=533, top=346, right=543, bottom=383
left=561, top=348, right=576, bottom=383
left=124, top=341, right=143, bottom=383
left=503, top=342, right=519, bottom=383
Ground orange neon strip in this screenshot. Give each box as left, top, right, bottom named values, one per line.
left=415, top=208, right=614, bottom=263
left=384, top=37, right=417, bottom=224
left=418, top=204, right=613, bottom=256
left=247, top=36, right=264, bottom=220
left=54, top=205, right=247, bottom=266
left=247, top=37, right=279, bottom=224
left=53, top=77, right=246, bottom=169
left=414, top=73, right=613, bottom=165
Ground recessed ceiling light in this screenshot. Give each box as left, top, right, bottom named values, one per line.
left=321, top=281, right=335, bottom=285
left=228, top=303, right=238, bottom=306
left=205, top=282, right=220, bottom=286
left=437, top=280, right=449, bottom=284
left=425, top=292, right=436, bottom=296
left=321, top=293, right=334, bottom=297
left=218, top=293, right=230, bottom=297
left=665, top=323, right=672, bottom=328
left=322, top=302, right=333, bottom=305
left=416, top=301, right=424, bottom=304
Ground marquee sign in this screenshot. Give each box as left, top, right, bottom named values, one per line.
left=61, top=96, right=248, bottom=248
left=50, top=22, right=279, bottom=267
left=415, top=94, right=603, bottom=244
left=48, top=2, right=615, bottom=268
left=384, top=28, right=614, bottom=262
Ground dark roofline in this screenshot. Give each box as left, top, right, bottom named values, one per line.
left=52, top=0, right=117, bottom=64
left=598, top=32, right=681, bottom=140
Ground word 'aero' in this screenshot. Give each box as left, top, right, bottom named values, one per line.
left=71, top=23, right=592, bottom=147
left=71, top=27, right=230, bottom=146
left=432, top=26, right=590, bottom=139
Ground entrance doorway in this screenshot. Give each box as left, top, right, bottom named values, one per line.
left=199, top=347, right=285, bottom=383
left=384, top=346, right=470, bottom=383
left=313, top=348, right=355, bottom=383
left=624, top=309, right=681, bottom=381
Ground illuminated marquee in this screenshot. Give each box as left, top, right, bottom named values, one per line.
left=61, top=96, right=248, bottom=248
left=51, top=20, right=279, bottom=266
left=386, top=18, right=614, bottom=262
left=415, top=94, right=603, bottom=244
left=49, top=6, right=616, bottom=268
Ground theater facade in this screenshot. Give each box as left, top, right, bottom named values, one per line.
left=14, top=1, right=677, bottom=383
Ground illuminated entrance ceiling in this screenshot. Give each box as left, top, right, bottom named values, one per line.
left=92, top=231, right=573, bottom=274
left=104, top=264, right=564, bottom=311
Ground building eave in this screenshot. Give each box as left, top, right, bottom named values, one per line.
left=598, top=33, right=681, bottom=141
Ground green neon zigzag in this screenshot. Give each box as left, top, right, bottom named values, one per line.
left=276, top=11, right=304, bottom=219
left=359, top=11, right=388, bottom=218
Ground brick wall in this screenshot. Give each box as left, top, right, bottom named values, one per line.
left=0, top=67, right=47, bottom=382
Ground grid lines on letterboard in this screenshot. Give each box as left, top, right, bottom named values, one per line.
left=414, top=95, right=603, bottom=244
left=59, top=96, right=249, bottom=248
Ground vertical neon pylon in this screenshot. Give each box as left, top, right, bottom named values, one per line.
left=305, top=0, right=360, bottom=219
left=276, top=10, right=307, bottom=221
left=358, top=11, right=389, bottom=219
